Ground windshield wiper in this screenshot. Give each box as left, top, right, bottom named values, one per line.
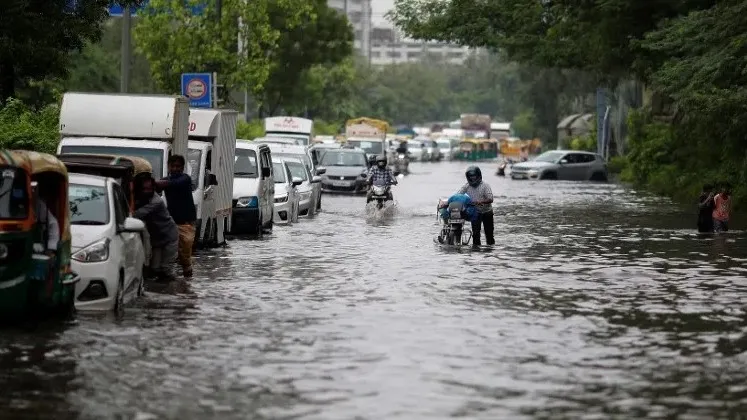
left=234, top=172, right=257, bottom=176
left=72, top=220, right=106, bottom=225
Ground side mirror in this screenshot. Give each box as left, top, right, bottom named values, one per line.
left=261, top=167, right=271, bottom=178
left=291, top=177, right=303, bottom=187
left=207, top=173, right=218, bottom=186
left=315, top=166, right=327, bottom=175
left=559, top=159, right=568, bottom=164
left=121, top=217, right=145, bottom=233
left=311, top=175, right=322, bottom=183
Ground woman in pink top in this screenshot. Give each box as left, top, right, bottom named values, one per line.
left=712, top=184, right=732, bottom=232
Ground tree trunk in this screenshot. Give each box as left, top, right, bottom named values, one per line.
left=0, top=59, right=16, bottom=104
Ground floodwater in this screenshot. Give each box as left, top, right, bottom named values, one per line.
left=2, top=161, right=747, bottom=419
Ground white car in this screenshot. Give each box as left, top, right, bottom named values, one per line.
left=283, top=157, right=317, bottom=215
left=69, top=174, right=146, bottom=312
left=258, top=143, right=324, bottom=214
left=271, top=158, right=301, bottom=224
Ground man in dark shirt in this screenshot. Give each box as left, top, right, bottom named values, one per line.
left=156, top=155, right=197, bottom=278
left=134, top=177, right=179, bottom=282
left=697, top=183, right=715, bottom=233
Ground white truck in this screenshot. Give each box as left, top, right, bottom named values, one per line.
left=264, top=116, right=313, bottom=146
left=187, top=108, right=238, bottom=248
left=58, top=92, right=189, bottom=180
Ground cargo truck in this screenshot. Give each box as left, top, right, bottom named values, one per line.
left=264, top=117, right=313, bottom=146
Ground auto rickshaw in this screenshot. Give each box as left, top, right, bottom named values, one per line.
left=57, top=153, right=153, bottom=212
left=0, top=150, right=79, bottom=321
left=485, top=139, right=499, bottom=159
left=457, top=139, right=481, bottom=161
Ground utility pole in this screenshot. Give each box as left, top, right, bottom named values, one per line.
left=120, top=6, right=131, bottom=93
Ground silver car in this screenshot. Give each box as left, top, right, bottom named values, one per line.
left=510, top=150, right=608, bottom=181
left=283, top=156, right=317, bottom=216
left=318, top=148, right=370, bottom=194
left=259, top=143, right=325, bottom=213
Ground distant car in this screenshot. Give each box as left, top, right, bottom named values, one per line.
left=69, top=173, right=145, bottom=312
left=436, top=138, right=453, bottom=160
left=510, top=150, right=608, bottom=181
left=426, top=139, right=443, bottom=161
left=271, top=158, right=301, bottom=224
left=407, top=141, right=426, bottom=162
left=318, top=148, right=370, bottom=194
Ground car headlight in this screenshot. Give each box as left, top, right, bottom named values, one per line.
left=72, top=238, right=110, bottom=263
left=236, top=196, right=259, bottom=208
left=300, top=191, right=312, bottom=200
left=527, top=169, right=539, bottom=176
left=274, top=194, right=288, bottom=203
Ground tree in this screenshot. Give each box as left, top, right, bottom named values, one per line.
left=0, top=0, right=143, bottom=104
left=257, top=0, right=354, bottom=115
left=390, top=0, right=716, bottom=83
left=134, top=0, right=312, bottom=102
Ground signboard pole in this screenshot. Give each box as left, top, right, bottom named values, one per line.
left=212, top=72, right=218, bottom=108
left=120, top=7, right=132, bottom=93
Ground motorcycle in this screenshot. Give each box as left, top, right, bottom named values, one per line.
left=436, top=198, right=472, bottom=246
left=368, top=183, right=393, bottom=210
left=394, top=153, right=409, bottom=175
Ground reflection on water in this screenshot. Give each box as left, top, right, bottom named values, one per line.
left=3, top=161, right=747, bottom=419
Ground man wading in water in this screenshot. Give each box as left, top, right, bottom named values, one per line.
left=712, top=184, right=732, bottom=233
left=156, top=155, right=197, bottom=278
left=697, top=184, right=715, bottom=233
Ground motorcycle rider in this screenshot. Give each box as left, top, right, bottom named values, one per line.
left=396, top=141, right=408, bottom=155
left=455, top=166, right=494, bottom=246
left=367, top=155, right=397, bottom=202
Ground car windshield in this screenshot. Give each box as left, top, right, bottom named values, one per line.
left=437, top=140, right=450, bottom=147
left=186, top=148, right=201, bottom=191
left=534, top=151, right=566, bottom=163
left=69, top=183, right=109, bottom=225
left=274, top=153, right=312, bottom=172
left=272, top=162, right=286, bottom=183
left=60, top=145, right=164, bottom=177
left=347, top=140, right=383, bottom=154
left=234, top=149, right=259, bottom=177
left=286, top=162, right=308, bottom=181
left=0, top=167, right=28, bottom=219
left=320, top=151, right=367, bottom=167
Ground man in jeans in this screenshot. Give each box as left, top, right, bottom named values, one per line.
left=455, top=166, right=494, bottom=246
left=133, top=177, right=178, bottom=282
left=157, top=155, right=197, bottom=278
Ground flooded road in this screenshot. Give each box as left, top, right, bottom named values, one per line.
left=3, top=161, right=747, bottom=419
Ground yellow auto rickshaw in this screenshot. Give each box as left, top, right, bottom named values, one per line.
left=57, top=153, right=152, bottom=213
left=457, top=139, right=482, bottom=161
left=0, top=150, right=79, bottom=321
left=485, top=138, right=499, bottom=159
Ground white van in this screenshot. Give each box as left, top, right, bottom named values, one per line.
left=232, top=141, right=274, bottom=235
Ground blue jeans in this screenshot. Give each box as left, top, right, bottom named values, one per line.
left=714, top=219, right=729, bottom=232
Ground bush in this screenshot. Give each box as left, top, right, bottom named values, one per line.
left=0, top=99, right=60, bottom=154
left=607, top=155, right=628, bottom=175
left=569, top=135, right=596, bottom=152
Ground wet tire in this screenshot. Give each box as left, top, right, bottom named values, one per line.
left=541, top=172, right=557, bottom=180
left=316, top=194, right=322, bottom=211
left=590, top=171, right=608, bottom=182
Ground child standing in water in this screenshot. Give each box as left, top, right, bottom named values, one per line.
left=697, top=184, right=715, bottom=233
left=712, top=184, right=732, bottom=232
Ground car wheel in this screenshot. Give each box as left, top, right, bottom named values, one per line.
left=114, top=274, right=125, bottom=315
left=540, top=171, right=557, bottom=180
left=590, top=171, right=608, bottom=182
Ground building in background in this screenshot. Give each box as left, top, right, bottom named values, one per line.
left=328, top=0, right=372, bottom=60
left=370, top=27, right=473, bottom=65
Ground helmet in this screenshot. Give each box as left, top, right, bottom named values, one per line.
left=376, top=155, right=387, bottom=168
left=465, top=166, right=482, bottom=187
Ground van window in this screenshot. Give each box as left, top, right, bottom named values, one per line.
left=234, top=149, right=258, bottom=178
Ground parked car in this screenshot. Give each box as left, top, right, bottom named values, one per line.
left=318, top=148, right=370, bottom=194
left=271, top=158, right=301, bottom=224
left=436, top=138, right=453, bottom=160
left=232, top=141, right=274, bottom=235
left=69, top=173, right=145, bottom=312
left=259, top=143, right=325, bottom=213
left=424, top=139, right=441, bottom=161
left=510, top=150, right=608, bottom=181
left=283, top=157, right=319, bottom=216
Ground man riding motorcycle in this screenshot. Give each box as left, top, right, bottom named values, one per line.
left=367, top=155, right=397, bottom=202
left=396, top=141, right=408, bottom=155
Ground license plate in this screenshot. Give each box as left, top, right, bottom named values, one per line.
left=450, top=218, right=462, bottom=222
left=331, top=180, right=350, bottom=187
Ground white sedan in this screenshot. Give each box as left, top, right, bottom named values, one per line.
left=69, top=174, right=145, bottom=313
left=271, top=159, right=301, bottom=224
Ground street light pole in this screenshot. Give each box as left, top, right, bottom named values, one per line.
left=120, top=6, right=131, bottom=93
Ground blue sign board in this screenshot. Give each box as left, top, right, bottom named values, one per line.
left=108, top=1, right=206, bottom=17
left=181, top=73, right=213, bottom=108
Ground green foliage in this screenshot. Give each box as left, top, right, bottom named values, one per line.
left=0, top=99, right=60, bottom=154
left=0, top=0, right=144, bottom=103
left=569, top=136, right=596, bottom=152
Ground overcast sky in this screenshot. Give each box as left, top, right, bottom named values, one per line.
left=372, top=0, right=395, bottom=27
